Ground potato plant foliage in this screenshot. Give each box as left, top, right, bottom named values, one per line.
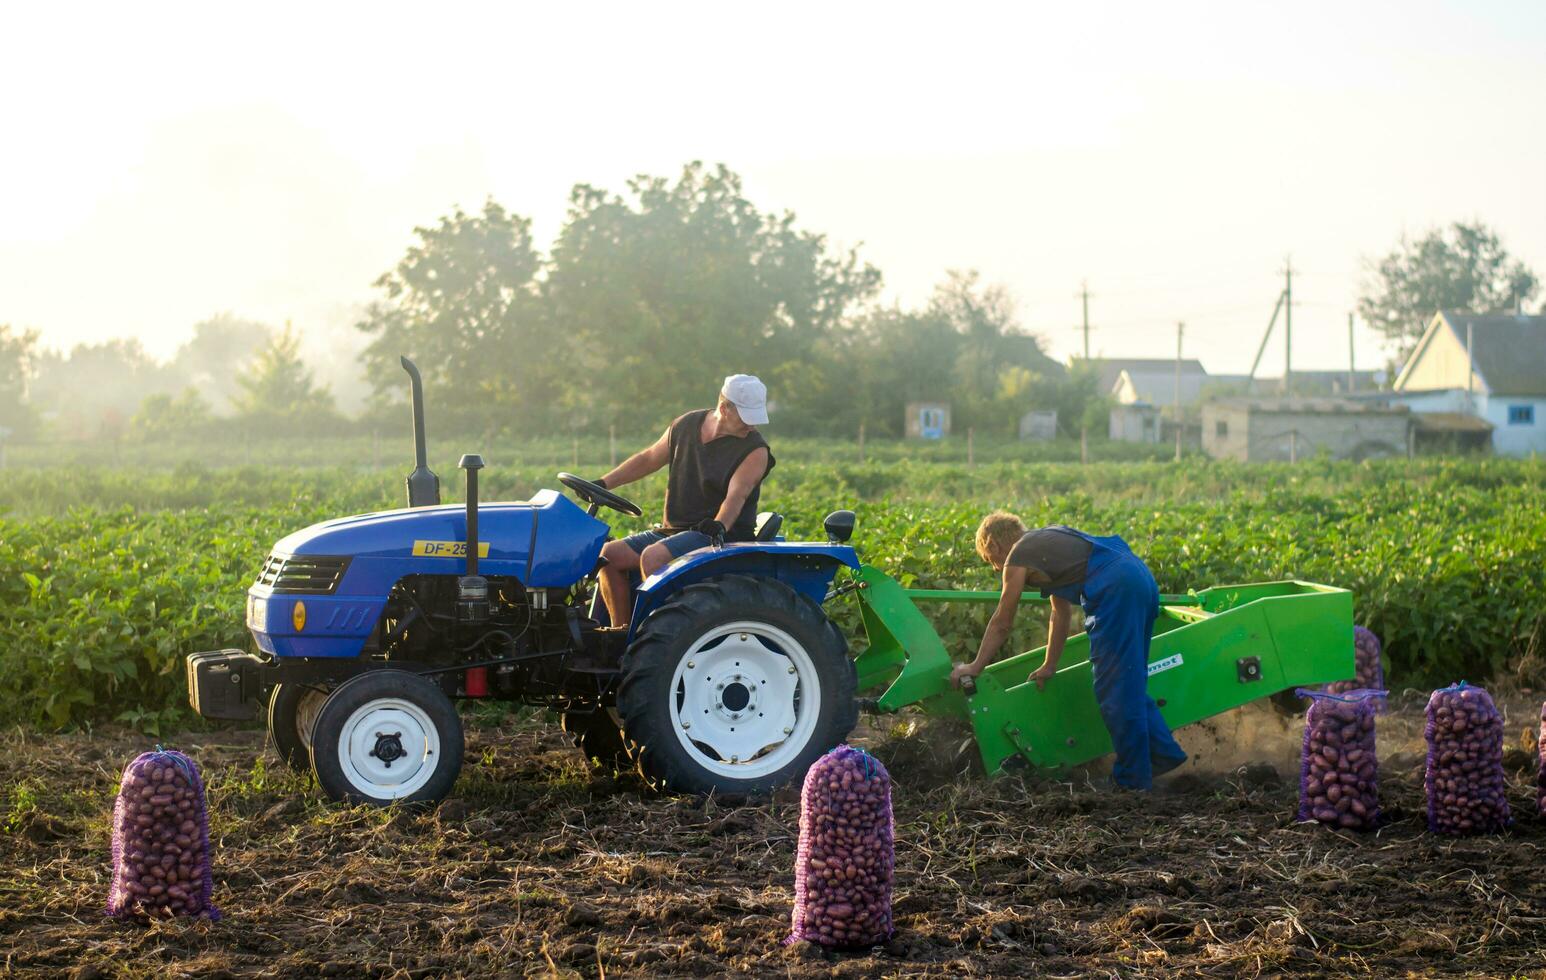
left=0, top=456, right=1541, bottom=728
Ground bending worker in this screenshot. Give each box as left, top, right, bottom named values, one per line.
left=590, top=374, right=774, bottom=627
left=949, top=512, right=1187, bottom=790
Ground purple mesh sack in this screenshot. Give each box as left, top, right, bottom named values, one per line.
left=1296, top=688, right=1383, bottom=830
left=1424, top=683, right=1511, bottom=836
left=1537, top=701, right=1545, bottom=818
left=1327, top=627, right=1384, bottom=705
left=789, top=745, right=893, bottom=949
left=107, top=749, right=218, bottom=919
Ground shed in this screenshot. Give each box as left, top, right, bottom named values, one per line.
left=1202, top=398, right=1411, bottom=462
left=1412, top=412, right=1493, bottom=454
left=1109, top=403, right=1160, bottom=443
left=1018, top=410, right=1058, bottom=441
left=905, top=402, right=951, bottom=440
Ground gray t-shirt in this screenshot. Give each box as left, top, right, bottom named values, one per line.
left=1006, top=527, right=1092, bottom=596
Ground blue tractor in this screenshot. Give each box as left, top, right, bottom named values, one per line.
left=186, top=359, right=860, bottom=805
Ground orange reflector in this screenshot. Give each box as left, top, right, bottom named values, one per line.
left=292, top=600, right=307, bottom=632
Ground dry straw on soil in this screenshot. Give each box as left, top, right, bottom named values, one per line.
left=2, top=697, right=1545, bottom=978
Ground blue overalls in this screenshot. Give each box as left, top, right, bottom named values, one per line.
left=1041, top=527, right=1187, bottom=790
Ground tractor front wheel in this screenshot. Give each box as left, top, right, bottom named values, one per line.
left=309, top=670, right=464, bottom=806
left=267, top=683, right=329, bottom=775
left=617, top=574, right=856, bottom=797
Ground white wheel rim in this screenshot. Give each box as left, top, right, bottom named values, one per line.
left=669, top=619, right=822, bottom=780
left=336, top=697, right=442, bottom=799
left=296, top=689, right=327, bottom=753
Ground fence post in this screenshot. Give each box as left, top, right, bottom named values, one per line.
left=858, top=421, right=866, bottom=464
left=967, top=427, right=974, bottom=467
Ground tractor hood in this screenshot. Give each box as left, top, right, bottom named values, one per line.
left=269, top=488, right=609, bottom=593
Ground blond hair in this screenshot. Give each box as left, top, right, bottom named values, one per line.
left=975, top=511, right=1026, bottom=564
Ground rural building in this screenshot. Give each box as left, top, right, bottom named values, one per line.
left=1109, top=403, right=1160, bottom=443
left=1381, top=311, right=1546, bottom=456
left=1093, top=358, right=1209, bottom=407
left=905, top=401, right=950, bottom=439
left=1202, top=399, right=1411, bottom=462
left=1018, top=410, right=1058, bottom=441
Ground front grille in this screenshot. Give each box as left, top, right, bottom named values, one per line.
left=255, top=554, right=349, bottom=594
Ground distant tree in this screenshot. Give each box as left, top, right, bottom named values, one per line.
left=233, top=325, right=339, bottom=430
left=28, top=338, right=172, bottom=439
left=543, top=162, right=881, bottom=431
left=1359, top=222, right=1539, bottom=361
left=356, top=200, right=543, bottom=430
left=0, top=324, right=40, bottom=440
left=931, top=271, right=1064, bottom=435
left=130, top=387, right=214, bottom=440
left=170, top=314, right=274, bottom=412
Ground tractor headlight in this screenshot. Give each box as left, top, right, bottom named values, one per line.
left=247, top=596, right=268, bottom=630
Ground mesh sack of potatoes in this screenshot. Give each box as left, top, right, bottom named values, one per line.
left=107, top=749, right=219, bottom=919
left=789, top=745, right=894, bottom=949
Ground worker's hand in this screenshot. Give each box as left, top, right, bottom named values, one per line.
left=694, top=518, right=726, bottom=547
left=1028, top=661, right=1056, bottom=691
left=950, top=663, right=983, bottom=689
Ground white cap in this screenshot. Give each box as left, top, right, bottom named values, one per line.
left=721, top=374, right=769, bottom=425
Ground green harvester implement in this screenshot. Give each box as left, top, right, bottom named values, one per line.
left=844, top=565, right=1354, bottom=775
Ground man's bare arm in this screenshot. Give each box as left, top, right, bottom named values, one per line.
left=600, top=426, right=671, bottom=488
left=950, top=565, right=1027, bottom=686
left=1029, top=594, right=1074, bottom=689
left=711, top=448, right=770, bottom=527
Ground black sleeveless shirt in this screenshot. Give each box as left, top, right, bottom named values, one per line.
left=663, top=409, right=774, bottom=537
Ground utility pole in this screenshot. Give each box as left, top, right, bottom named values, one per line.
left=1079, top=281, right=1092, bottom=361
left=1174, top=321, right=1184, bottom=462
left=1347, top=312, right=1356, bottom=394
left=1282, top=259, right=1294, bottom=397
left=1079, top=281, right=1092, bottom=463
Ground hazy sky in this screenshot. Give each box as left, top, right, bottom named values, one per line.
left=3, top=1, right=1544, bottom=379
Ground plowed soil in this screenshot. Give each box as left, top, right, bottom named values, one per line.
left=3, top=693, right=1545, bottom=978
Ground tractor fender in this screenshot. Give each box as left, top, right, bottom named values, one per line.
left=627, top=541, right=858, bottom=640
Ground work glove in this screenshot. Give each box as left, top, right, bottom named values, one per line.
left=592, top=476, right=608, bottom=490
left=694, top=518, right=726, bottom=547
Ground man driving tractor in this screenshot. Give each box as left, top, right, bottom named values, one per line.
left=950, top=513, right=1188, bottom=790
left=592, top=374, right=775, bottom=627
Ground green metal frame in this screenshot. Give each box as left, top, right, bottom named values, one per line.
left=849, top=564, right=1354, bottom=775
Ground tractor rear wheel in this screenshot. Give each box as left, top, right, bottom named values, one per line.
left=561, top=708, right=630, bottom=770
left=309, top=670, right=464, bottom=806
left=267, top=683, right=329, bottom=775
left=617, top=574, right=856, bottom=797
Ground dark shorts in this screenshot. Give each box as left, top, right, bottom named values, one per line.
left=620, top=528, right=715, bottom=561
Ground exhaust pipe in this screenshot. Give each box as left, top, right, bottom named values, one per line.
left=456, top=453, right=489, bottom=625
left=400, top=356, right=439, bottom=507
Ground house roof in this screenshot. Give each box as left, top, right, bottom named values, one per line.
left=1396, top=312, right=1546, bottom=397
left=1115, top=368, right=1209, bottom=407
left=1414, top=412, right=1493, bottom=433
left=1085, top=358, right=1206, bottom=395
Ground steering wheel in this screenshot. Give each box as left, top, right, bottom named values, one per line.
left=557, top=472, right=643, bottom=517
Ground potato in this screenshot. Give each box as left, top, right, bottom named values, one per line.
left=1425, top=684, right=1510, bottom=835
left=1297, top=687, right=1383, bottom=830
left=790, top=745, right=894, bottom=949
left=107, top=750, right=219, bottom=920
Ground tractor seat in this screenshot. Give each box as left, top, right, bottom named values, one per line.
left=753, top=512, right=783, bottom=542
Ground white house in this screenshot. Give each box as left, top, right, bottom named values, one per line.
left=1094, top=358, right=1209, bottom=407
left=1389, top=311, right=1546, bottom=456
